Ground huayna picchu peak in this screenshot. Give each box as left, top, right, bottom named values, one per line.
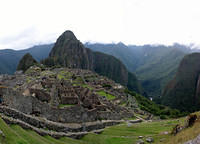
left=42, top=30, right=143, bottom=94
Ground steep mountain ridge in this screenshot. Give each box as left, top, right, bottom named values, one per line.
left=162, top=53, right=200, bottom=111
left=42, top=30, right=142, bottom=93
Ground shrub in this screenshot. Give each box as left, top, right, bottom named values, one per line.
left=124, top=89, right=186, bottom=118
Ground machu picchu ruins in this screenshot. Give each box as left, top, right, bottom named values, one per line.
left=0, top=65, right=143, bottom=139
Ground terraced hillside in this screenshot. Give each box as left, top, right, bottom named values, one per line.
left=0, top=114, right=187, bottom=144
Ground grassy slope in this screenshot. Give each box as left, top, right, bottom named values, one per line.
left=0, top=117, right=86, bottom=144
left=97, top=91, right=116, bottom=100
left=81, top=119, right=184, bottom=144
left=0, top=115, right=187, bottom=144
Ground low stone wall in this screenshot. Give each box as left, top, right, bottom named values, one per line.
left=2, top=88, right=133, bottom=123
left=0, top=106, right=122, bottom=133
left=1, top=115, right=93, bottom=139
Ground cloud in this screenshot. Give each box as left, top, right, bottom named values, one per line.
left=0, top=0, right=200, bottom=49
left=0, top=26, right=58, bottom=50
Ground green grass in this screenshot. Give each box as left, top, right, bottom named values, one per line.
left=0, top=117, right=86, bottom=144
left=0, top=115, right=186, bottom=144
left=97, top=91, right=116, bottom=100
left=0, top=117, right=28, bottom=144
left=57, top=71, right=72, bottom=80
left=81, top=84, right=93, bottom=90
left=58, top=104, right=75, bottom=108
left=81, top=119, right=184, bottom=144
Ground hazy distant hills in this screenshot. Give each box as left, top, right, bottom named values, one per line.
left=0, top=44, right=53, bottom=74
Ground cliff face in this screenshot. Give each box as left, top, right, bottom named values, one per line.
left=196, top=74, right=200, bottom=98
left=42, top=30, right=142, bottom=93
left=162, top=53, right=200, bottom=112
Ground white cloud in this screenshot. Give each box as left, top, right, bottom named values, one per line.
left=0, top=0, right=200, bottom=49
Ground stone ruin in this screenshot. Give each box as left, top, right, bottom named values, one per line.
left=0, top=67, right=137, bottom=139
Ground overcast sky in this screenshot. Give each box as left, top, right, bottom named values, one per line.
left=0, top=0, right=200, bottom=50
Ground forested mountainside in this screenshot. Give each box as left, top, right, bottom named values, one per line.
left=86, top=43, right=199, bottom=98
left=162, top=53, right=200, bottom=112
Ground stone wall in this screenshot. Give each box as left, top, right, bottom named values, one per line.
left=1, top=88, right=133, bottom=123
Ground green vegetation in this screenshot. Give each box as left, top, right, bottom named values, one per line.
left=25, top=66, right=41, bottom=75
left=59, top=104, right=75, bottom=108
left=0, top=117, right=86, bottom=144
left=57, top=71, right=72, bottom=80
left=124, top=89, right=187, bottom=118
left=81, top=119, right=184, bottom=144
left=97, top=91, right=116, bottom=100
left=87, top=43, right=189, bottom=98
left=17, top=53, right=38, bottom=72
left=81, top=84, right=93, bottom=90
left=0, top=115, right=186, bottom=144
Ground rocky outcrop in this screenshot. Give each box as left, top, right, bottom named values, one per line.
left=41, top=30, right=142, bottom=93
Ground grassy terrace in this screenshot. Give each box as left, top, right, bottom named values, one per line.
left=57, top=71, right=72, bottom=80
left=97, top=91, right=116, bottom=100
left=0, top=116, right=186, bottom=144
left=81, top=119, right=184, bottom=144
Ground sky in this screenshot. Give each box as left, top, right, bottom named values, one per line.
left=0, top=0, right=200, bottom=50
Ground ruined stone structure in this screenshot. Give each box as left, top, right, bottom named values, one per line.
left=0, top=66, right=138, bottom=138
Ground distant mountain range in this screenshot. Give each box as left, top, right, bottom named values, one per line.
left=0, top=40, right=200, bottom=99
left=0, top=44, right=53, bottom=74
left=86, top=43, right=200, bottom=98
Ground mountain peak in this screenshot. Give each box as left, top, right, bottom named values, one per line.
left=60, top=30, right=77, bottom=41
left=17, top=53, right=37, bottom=72
left=43, top=30, right=142, bottom=94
